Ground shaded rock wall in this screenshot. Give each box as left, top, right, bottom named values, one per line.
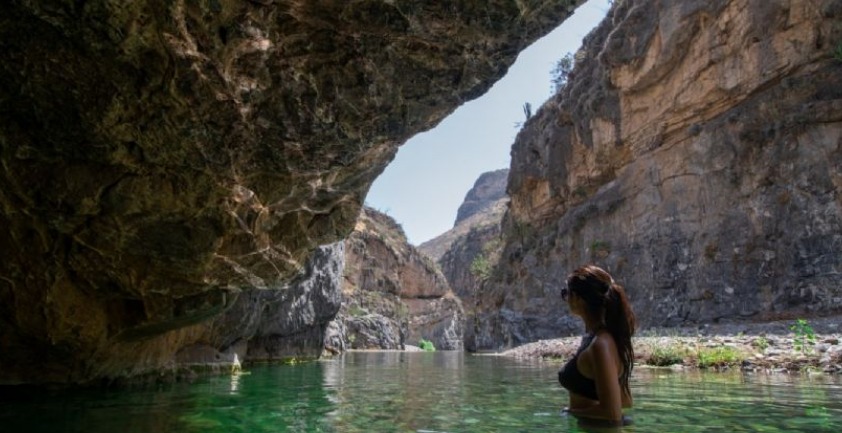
left=82, top=242, right=344, bottom=383
left=177, top=242, right=343, bottom=371
left=427, top=169, right=510, bottom=348
left=439, top=223, right=503, bottom=350
left=471, top=0, right=842, bottom=350
left=329, top=208, right=463, bottom=351
left=0, top=0, right=582, bottom=384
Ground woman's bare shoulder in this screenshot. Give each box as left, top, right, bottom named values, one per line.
left=592, top=331, right=619, bottom=354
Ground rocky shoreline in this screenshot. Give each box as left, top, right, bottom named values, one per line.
left=499, top=316, right=842, bottom=375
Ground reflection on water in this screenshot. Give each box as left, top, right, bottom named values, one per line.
left=1, top=352, right=840, bottom=432
left=632, top=368, right=842, bottom=433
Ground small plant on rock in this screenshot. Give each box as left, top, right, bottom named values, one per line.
left=790, top=318, right=816, bottom=355
left=590, top=240, right=611, bottom=258
left=752, top=336, right=769, bottom=352
left=348, top=305, right=367, bottom=317
left=551, top=52, right=574, bottom=93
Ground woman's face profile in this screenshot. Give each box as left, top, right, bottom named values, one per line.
left=564, top=287, right=585, bottom=317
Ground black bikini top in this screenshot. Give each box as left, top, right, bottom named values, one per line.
left=558, top=333, right=598, bottom=400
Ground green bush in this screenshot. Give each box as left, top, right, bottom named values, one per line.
left=751, top=336, right=769, bottom=351
left=645, top=344, right=685, bottom=366
left=696, top=346, right=743, bottom=368
left=470, top=254, right=492, bottom=280
left=419, top=339, right=436, bottom=352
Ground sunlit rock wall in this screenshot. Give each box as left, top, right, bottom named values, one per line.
left=330, top=208, right=463, bottom=351
left=0, top=0, right=583, bottom=384
left=471, top=0, right=842, bottom=350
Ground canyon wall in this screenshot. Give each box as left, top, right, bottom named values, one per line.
left=329, top=208, right=463, bottom=351
left=0, top=0, right=582, bottom=384
left=471, top=0, right=842, bottom=350
left=177, top=242, right=344, bottom=377
left=422, top=169, right=509, bottom=349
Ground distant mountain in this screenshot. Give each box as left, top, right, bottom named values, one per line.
left=418, top=169, right=509, bottom=262
left=454, top=169, right=509, bottom=225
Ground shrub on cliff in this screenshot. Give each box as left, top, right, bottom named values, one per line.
left=550, top=52, right=574, bottom=93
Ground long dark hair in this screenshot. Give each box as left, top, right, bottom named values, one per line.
left=566, top=265, right=636, bottom=394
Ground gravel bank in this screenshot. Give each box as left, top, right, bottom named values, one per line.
left=498, top=315, right=842, bottom=375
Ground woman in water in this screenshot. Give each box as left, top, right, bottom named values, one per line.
left=558, top=265, right=636, bottom=426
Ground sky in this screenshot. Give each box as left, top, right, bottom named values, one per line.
left=365, top=0, right=610, bottom=245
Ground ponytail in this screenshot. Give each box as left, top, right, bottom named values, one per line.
left=605, top=281, right=636, bottom=394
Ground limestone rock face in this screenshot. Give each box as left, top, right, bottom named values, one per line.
left=473, top=0, right=842, bottom=350
left=332, top=208, right=463, bottom=350
left=0, top=0, right=581, bottom=384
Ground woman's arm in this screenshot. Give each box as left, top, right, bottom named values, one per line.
left=567, top=335, right=624, bottom=421
left=622, top=386, right=633, bottom=408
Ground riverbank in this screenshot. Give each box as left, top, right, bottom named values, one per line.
left=499, top=315, right=842, bottom=375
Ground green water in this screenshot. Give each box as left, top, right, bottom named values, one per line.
left=2, top=351, right=841, bottom=432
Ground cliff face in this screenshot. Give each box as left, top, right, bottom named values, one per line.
left=423, top=169, right=509, bottom=348
left=330, top=208, right=463, bottom=351
left=0, top=0, right=582, bottom=384
left=472, top=0, right=842, bottom=350
left=439, top=224, right=503, bottom=350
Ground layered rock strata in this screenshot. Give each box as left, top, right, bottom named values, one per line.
left=472, top=0, right=842, bottom=350
left=328, top=208, right=463, bottom=351
left=0, top=0, right=582, bottom=384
